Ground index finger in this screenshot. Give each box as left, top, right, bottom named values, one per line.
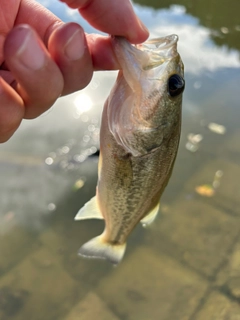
left=60, top=0, right=149, bottom=44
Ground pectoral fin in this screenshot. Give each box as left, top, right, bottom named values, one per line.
left=74, top=196, right=103, bottom=221
left=140, top=202, right=160, bottom=227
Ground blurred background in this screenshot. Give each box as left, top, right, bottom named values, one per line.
left=0, top=0, right=240, bottom=319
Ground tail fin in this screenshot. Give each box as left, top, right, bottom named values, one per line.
left=78, top=235, right=126, bottom=265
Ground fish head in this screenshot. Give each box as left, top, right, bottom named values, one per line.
left=108, top=35, right=185, bottom=156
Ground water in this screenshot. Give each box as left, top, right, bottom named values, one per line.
left=0, top=0, right=240, bottom=319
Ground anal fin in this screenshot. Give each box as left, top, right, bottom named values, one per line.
left=140, top=201, right=160, bottom=227
left=75, top=196, right=103, bottom=221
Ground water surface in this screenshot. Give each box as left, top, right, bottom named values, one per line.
left=0, top=0, right=240, bottom=319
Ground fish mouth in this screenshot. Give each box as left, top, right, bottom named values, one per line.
left=112, top=34, right=179, bottom=70
left=137, top=35, right=179, bottom=68
left=138, top=35, right=178, bottom=51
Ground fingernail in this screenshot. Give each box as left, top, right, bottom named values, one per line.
left=64, top=29, right=85, bottom=60
left=16, top=26, right=45, bottom=70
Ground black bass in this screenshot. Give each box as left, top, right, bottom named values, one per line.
left=75, top=35, right=185, bottom=264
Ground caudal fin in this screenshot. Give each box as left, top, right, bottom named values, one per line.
left=78, top=235, right=126, bottom=265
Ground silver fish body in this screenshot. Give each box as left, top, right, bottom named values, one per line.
left=75, top=34, right=185, bottom=264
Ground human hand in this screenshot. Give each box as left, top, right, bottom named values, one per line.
left=0, top=0, right=149, bottom=142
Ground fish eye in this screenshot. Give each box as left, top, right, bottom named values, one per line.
left=168, top=74, right=185, bottom=97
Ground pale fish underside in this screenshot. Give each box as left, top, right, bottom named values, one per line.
left=75, top=34, right=185, bottom=264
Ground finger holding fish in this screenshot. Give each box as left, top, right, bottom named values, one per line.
left=60, top=0, right=149, bottom=44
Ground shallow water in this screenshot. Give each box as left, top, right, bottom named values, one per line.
left=0, top=0, right=240, bottom=319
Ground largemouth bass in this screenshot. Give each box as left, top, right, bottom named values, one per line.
left=75, top=34, right=185, bottom=264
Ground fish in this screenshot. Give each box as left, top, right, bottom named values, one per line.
left=75, top=34, right=185, bottom=264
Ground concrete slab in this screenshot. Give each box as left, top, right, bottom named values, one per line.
left=184, top=159, right=240, bottom=217
left=145, top=197, right=240, bottom=278
left=216, top=240, right=240, bottom=299
left=0, top=246, right=82, bottom=320
left=195, top=291, right=240, bottom=320
left=96, top=246, right=208, bottom=320
left=64, top=292, right=119, bottom=320
left=0, top=226, right=41, bottom=276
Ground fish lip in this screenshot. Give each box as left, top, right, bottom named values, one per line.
left=137, top=34, right=179, bottom=63
left=112, top=34, right=179, bottom=69
left=112, top=34, right=178, bottom=50
left=139, top=34, right=178, bottom=51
